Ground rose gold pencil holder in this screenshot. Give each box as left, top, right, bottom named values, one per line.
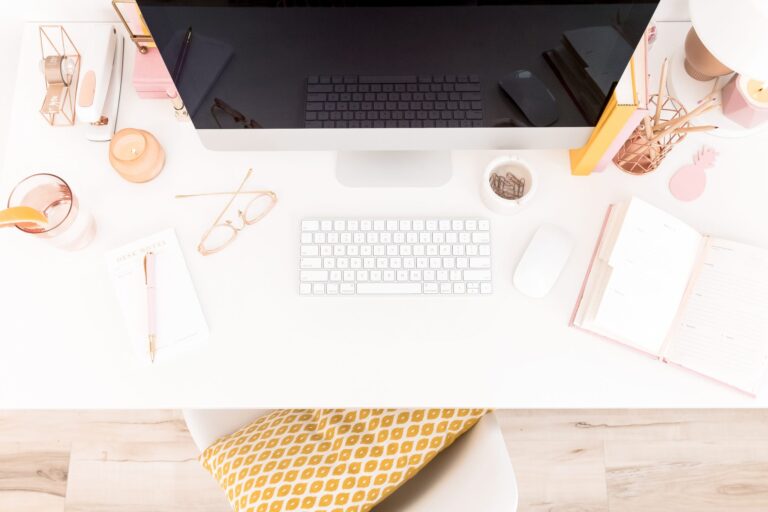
left=613, top=94, right=689, bottom=175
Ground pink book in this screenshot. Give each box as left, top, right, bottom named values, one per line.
left=571, top=198, right=768, bottom=397
left=593, top=30, right=650, bottom=172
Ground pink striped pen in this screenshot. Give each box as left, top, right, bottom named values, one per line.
left=143, top=251, right=157, bottom=363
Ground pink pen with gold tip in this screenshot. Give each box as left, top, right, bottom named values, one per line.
left=143, top=251, right=157, bottom=363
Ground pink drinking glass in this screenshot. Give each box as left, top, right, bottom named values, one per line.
left=7, top=173, right=96, bottom=250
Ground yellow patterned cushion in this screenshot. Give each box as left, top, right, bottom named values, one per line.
left=200, top=409, right=487, bottom=512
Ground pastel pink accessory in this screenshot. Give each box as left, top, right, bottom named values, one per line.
left=132, top=48, right=173, bottom=99
left=669, top=146, right=717, bottom=202
left=721, top=74, right=768, bottom=128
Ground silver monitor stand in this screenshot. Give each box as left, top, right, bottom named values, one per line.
left=335, top=151, right=452, bottom=187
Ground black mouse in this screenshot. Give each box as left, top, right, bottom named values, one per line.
left=498, top=70, right=559, bottom=127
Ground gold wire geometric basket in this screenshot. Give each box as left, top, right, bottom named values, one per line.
left=613, top=94, right=690, bottom=175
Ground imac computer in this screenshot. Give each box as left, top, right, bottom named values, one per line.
left=137, top=1, right=659, bottom=186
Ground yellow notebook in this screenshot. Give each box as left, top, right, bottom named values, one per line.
left=569, top=38, right=647, bottom=176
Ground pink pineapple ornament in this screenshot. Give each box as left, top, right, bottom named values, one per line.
left=669, top=146, right=718, bottom=202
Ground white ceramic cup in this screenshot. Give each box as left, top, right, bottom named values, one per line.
left=480, top=155, right=537, bottom=215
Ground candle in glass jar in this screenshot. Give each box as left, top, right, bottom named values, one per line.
left=722, top=75, right=768, bottom=128
left=109, top=128, right=165, bottom=183
left=745, top=79, right=768, bottom=107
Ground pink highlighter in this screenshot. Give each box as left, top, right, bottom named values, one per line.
left=143, top=252, right=157, bottom=362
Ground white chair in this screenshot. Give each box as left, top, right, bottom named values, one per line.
left=183, top=410, right=518, bottom=512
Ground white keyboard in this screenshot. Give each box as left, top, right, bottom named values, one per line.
left=299, top=218, right=492, bottom=296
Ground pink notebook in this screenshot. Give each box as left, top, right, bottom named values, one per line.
left=571, top=198, right=768, bottom=396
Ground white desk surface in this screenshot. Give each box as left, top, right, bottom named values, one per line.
left=2, top=21, right=767, bottom=409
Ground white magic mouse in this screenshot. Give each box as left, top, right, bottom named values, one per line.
left=513, top=225, right=574, bottom=298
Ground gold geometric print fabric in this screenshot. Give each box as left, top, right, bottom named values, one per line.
left=199, top=409, right=487, bottom=512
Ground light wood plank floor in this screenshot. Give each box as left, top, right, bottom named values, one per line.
left=1, top=410, right=767, bottom=511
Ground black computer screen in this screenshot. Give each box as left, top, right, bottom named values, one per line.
left=136, top=1, right=659, bottom=129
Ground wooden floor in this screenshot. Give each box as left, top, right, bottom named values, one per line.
left=1, top=410, right=767, bottom=511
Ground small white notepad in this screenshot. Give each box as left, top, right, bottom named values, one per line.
left=107, top=229, right=208, bottom=363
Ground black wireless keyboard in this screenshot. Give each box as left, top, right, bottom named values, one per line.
left=304, top=74, right=484, bottom=128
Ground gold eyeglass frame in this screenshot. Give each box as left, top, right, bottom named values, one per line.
left=175, top=169, right=277, bottom=256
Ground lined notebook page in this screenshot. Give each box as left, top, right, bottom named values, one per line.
left=665, top=239, right=768, bottom=394
left=589, top=199, right=702, bottom=354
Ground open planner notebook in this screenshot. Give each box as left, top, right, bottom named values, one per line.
left=572, top=198, right=768, bottom=396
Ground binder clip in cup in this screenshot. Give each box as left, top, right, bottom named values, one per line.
left=480, top=155, right=538, bottom=215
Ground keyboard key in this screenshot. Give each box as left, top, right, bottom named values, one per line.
left=455, top=83, right=481, bottom=92
left=357, top=283, right=422, bottom=294
left=469, top=257, right=491, bottom=269
left=301, top=245, right=319, bottom=256
left=302, top=220, right=320, bottom=231
left=301, top=258, right=322, bottom=269
left=301, top=270, right=328, bottom=282
left=463, top=270, right=491, bottom=281
left=361, top=75, right=417, bottom=84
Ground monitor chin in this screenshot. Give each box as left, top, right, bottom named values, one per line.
left=335, top=151, right=453, bottom=188
left=196, top=127, right=593, bottom=152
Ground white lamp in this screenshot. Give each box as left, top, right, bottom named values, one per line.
left=686, top=0, right=768, bottom=81
left=667, top=0, right=768, bottom=135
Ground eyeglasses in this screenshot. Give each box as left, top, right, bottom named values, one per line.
left=175, top=169, right=277, bottom=255
left=210, top=98, right=262, bottom=129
